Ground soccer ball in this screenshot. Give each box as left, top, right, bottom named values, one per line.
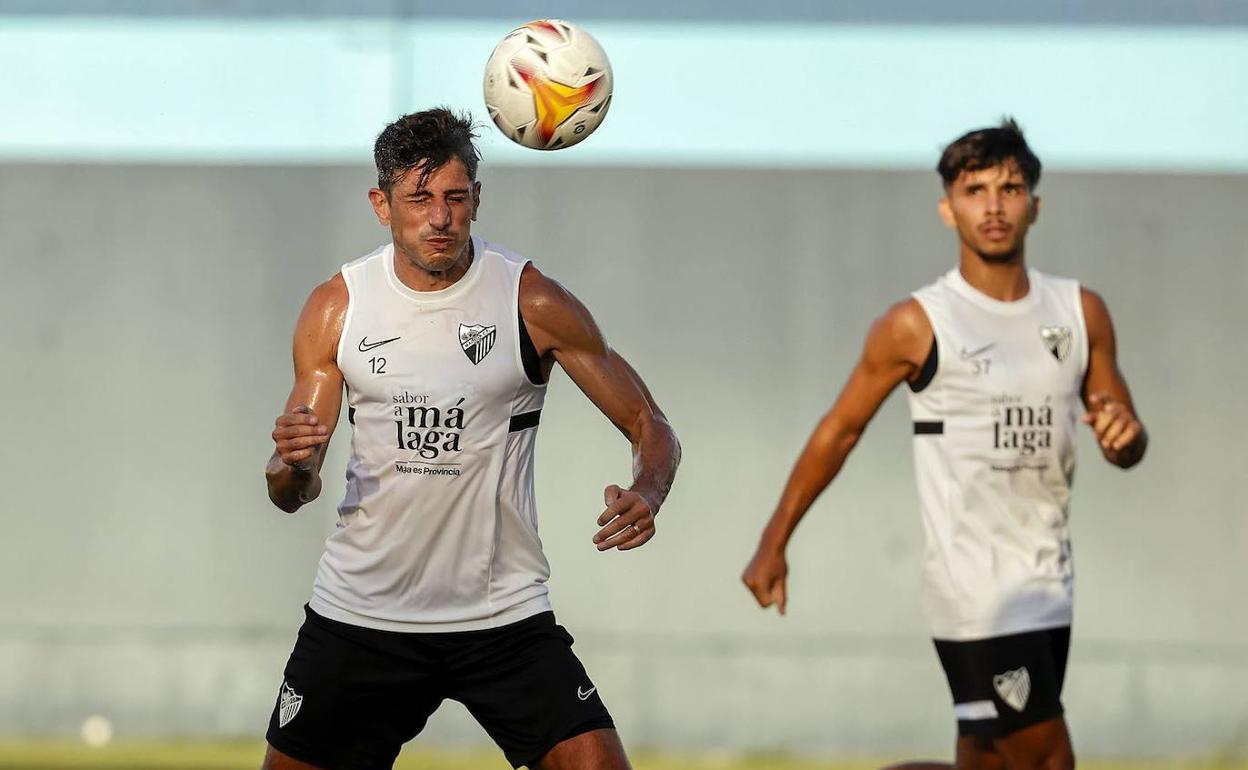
left=483, top=19, right=613, bottom=151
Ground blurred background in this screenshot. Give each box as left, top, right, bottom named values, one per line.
left=2, top=1, right=1247, bottom=767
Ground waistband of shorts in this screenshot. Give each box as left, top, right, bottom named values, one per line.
left=306, top=592, right=553, bottom=634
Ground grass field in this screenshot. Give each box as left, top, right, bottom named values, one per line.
left=0, top=743, right=1245, bottom=770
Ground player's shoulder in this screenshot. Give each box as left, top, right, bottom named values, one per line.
left=861, top=297, right=933, bottom=368
left=518, top=261, right=578, bottom=318
left=312, top=267, right=351, bottom=303
left=483, top=237, right=594, bottom=338
left=516, top=262, right=603, bottom=355
left=1077, top=284, right=1114, bottom=334
left=876, top=296, right=932, bottom=342
left=491, top=235, right=557, bottom=313
left=1074, top=281, right=1105, bottom=307
left=297, top=272, right=349, bottom=338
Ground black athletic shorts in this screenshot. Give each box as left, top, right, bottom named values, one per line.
left=934, top=626, right=1071, bottom=738
left=266, top=606, right=614, bottom=770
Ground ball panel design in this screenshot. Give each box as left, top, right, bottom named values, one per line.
left=483, top=19, right=613, bottom=150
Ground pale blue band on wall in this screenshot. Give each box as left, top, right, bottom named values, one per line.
left=3, top=18, right=1246, bottom=171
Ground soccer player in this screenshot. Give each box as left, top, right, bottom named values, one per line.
left=742, top=119, right=1146, bottom=770
left=262, top=108, right=679, bottom=770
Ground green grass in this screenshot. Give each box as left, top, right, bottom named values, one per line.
left=0, top=742, right=1243, bottom=770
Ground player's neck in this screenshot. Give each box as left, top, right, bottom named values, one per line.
left=394, top=241, right=474, bottom=292
left=958, top=249, right=1030, bottom=302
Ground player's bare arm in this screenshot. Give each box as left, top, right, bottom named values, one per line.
left=1080, top=287, right=1147, bottom=469
left=742, top=298, right=932, bottom=614
left=265, top=275, right=348, bottom=513
left=519, top=263, right=680, bottom=553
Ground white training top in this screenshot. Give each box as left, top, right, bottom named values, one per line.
left=308, top=236, right=551, bottom=632
left=906, top=268, right=1088, bottom=641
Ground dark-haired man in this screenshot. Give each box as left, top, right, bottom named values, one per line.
left=742, top=119, right=1146, bottom=770
left=261, top=108, right=679, bottom=770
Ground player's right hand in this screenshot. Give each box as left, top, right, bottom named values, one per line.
left=742, top=547, right=789, bottom=615
left=272, top=404, right=330, bottom=471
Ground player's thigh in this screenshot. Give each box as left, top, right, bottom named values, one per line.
left=933, top=627, right=1069, bottom=741
left=447, top=613, right=616, bottom=769
left=261, top=743, right=327, bottom=770
left=956, top=733, right=1005, bottom=770
left=876, top=734, right=1000, bottom=770
left=534, top=727, right=630, bottom=770
left=993, top=717, right=1074, bottom=770
left=265, top=606, right=444, bottom=770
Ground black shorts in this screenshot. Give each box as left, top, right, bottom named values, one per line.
left=934, top=626, right=1071, bottom=738
left=266, top=606, right=614, bottom=770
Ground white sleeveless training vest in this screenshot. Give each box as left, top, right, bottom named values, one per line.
left=308, top=236, right=551, bottom=632
left=906, top=268, right=1088, bottom=641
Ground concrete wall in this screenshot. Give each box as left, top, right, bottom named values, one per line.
left=2, top=163, right=1246, bottom=759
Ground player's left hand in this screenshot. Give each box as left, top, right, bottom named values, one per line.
left=593, top=484, right=657, bottom=552
left=1082, top=392, right=1142, bottom=452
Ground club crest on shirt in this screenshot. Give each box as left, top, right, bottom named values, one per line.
left=459, top=324, right=497, bottom=365
left=278, top=681, right=303, bottom=727
left=993, top=667, right=1031, bottom=712
left=1039, top=326, right=1073, bottom=362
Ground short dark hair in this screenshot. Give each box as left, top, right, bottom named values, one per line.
left=937, top=117, right=1041, bottom=190
left=374, top=107, right=481, bottom=193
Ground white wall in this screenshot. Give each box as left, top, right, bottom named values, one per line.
left=2, top=164, right=1246, bottom=759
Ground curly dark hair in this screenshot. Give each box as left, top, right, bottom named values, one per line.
left=937, top=117, right=1041, bottom=191
left=374, top=107, right=482, bottom=193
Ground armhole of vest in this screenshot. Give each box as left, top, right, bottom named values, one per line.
left=515, top=262, right=547, bottom=386
left=909, top=336, right=939, bottom=393
left=334, top=266, right=355, bottom=367
left=908, top=297, right=939, bottom=394
left=1072, top=280, right=1091, bottom=398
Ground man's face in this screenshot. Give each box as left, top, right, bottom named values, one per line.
left=369, top=157, right=481, bottom=274
left=938, top=160, right=1039, bottom=263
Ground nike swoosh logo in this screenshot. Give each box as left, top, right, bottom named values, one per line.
left=960, top=343, right=994, bottom=359
left=577, top=686, right=596, bottom=701
left=359, top=336, right=401, bottom=352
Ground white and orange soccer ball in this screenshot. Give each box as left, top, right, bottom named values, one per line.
left=483, top=19, right=613, bottom=151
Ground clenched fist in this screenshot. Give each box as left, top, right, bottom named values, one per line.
left=742, top=546, right=789, bottom=615
left=1083, top=392, right=1146, bottom=468
left=272, top=404, right=330, bottom=472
